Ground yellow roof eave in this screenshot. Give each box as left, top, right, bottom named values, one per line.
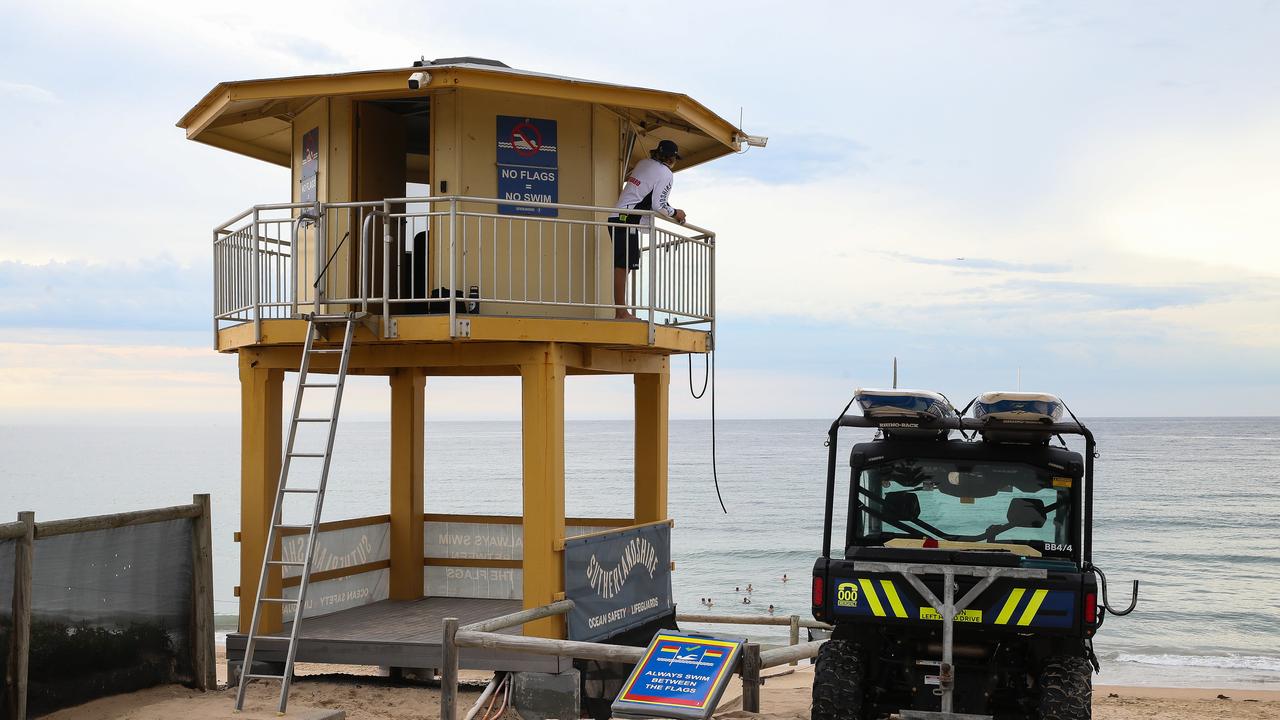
left=178, top=66, right=744, bottom=161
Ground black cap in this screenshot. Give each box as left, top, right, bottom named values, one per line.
left=655, top=139, right=681, bottom=159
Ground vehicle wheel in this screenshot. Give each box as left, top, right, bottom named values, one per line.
left=1038, top=656, right=1092, bottom=720
left=811, top=638, right=864, bottom=720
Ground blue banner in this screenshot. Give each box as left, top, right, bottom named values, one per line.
left=563, top=523, right=672, bottom=641
left=497, top=115, right=558, bottom=217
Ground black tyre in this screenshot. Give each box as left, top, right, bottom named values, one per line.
left=811, top=638, right=864, bottom=720
left=1038, top=656, right=1092, bottom=720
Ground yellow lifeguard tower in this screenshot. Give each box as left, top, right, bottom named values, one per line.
left=177, top=57, right=753, bottom=700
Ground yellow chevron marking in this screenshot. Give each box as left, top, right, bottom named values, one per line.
left=995, top=588, right=1026, bottom=625
left=879, top=579, right=908, bottom=618
left=1017, top=589, right=1049, bottom=626
left=858, top=578, right=885, bottom=617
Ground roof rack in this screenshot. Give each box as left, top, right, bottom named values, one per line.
left=835, top=414, right=1090, bottom=438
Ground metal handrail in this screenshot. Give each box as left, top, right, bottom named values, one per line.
left=439, top=601, right=824, bottom=720
left=211, top=195, right=716, bottom=343
left=360, top=210, right=388, bottom=316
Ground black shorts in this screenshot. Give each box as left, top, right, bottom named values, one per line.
left=611, top=219, right=640, bottom=270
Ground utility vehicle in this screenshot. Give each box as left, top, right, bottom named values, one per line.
left=810, top=396, right=1137, bottom=720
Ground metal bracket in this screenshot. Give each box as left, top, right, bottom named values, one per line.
left=387, top=318, right=399, bottom=339
left=853, top=562, right=1046, bottom=715
left=454, top=318, right=472, bottom=338
left=895, top=711, right=993, bottom=720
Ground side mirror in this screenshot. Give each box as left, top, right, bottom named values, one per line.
left=883, top=491, right=921, bottom=522
left=1007, top=498, right=1047, bottom=528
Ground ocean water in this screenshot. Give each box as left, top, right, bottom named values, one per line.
left=2, top=417, right=1278, bottom=688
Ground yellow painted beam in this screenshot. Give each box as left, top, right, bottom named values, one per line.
left=194, top=129, right=292, bottom=167
left=634, top=368, right=670, bottom=524
left=238, top=357, right=283, bottom=634
left=218, top=317, right=709, bottom=355
left=237, top=341, right=677, bottom=379
left=520, top=344, right=566, bottom=638
left=389, top=368, right=426, bottom=600
left=181, top=88, right=232, bottom=137
left=562, top=346, right=668, bottom=375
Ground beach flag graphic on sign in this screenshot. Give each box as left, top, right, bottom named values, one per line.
left=613, top=632, right=744, bottom=720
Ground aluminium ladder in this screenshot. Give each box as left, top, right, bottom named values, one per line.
left=234, top=314, right=358, bottom=713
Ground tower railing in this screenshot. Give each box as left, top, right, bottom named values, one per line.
left=212, top=196, right=715, bottom=346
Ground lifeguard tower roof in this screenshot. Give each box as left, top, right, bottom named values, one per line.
left=178, top=57, right=745, bottom=170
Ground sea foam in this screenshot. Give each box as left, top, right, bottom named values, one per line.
left=1115, top=653, right=1280, bottom=673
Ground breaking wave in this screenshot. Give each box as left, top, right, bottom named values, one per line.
left=1114, top=653, right=1280, bottom=673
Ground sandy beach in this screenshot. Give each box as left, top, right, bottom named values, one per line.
left=39, top=656, right=1280, bottom=720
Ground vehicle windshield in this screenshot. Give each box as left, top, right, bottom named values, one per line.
left=852, top=458, right=1073, bottom=554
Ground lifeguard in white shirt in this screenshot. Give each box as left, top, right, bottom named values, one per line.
left=609, top=140, right=687, bottom=320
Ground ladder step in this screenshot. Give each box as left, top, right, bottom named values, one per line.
left=296, top=417, right=332, bottom=422
left=282, top=487, right=320, bottom=494
left=308, top=348, right=343, bottom=354
left=301, top=382, right=338, bottom=388
left=249, top=635, right=292, bottom=642
left=288, top=452, right=326, bottom=458
left=275, top=524, right=312, bottom=530
left=246, top=673, right=287, bottom=680
left=268, top=560, right=306, bottom=566
left=259, top=597, right=300, bottom=604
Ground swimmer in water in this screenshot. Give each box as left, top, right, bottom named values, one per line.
left=782, top=574, right=788, bottom=583
left=746, top=583, right=754, bottom=593
left=768, top=604, right=775, bottom=614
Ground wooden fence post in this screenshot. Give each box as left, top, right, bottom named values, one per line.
left=190, top=495, right=216, bottom=690
left=740, top=641, right=761, bottom=714
left=6, top=511, right=34, bottom=720
left=441, top=617, right=459, bottom=720
left=789, top=615, right=801, bottom=666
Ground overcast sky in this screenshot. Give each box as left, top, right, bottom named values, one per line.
left=1, top=1, right=1278, bottom=422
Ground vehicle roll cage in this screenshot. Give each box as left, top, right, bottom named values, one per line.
left=822, top=415, right=1097, bottom=567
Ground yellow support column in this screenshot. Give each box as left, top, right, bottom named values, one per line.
left=521, top=344, right=566, bottom=638
left=238, top=354, right=284, bottom=634
left=634, top=364, right=670, bottom=523
left=389, top=368, right=426, bottom=600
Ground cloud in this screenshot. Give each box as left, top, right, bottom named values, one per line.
left=987, top=278, right=1240, bottom=312
left=2, top=1, right=1280, bottom=420
left=0, top=80, right=57, bottom=103
left=708, top=132, right=871, bottom=185
left=0, top=259, right=209, bottom=331
left=880, top=252, right=1070, bottom=274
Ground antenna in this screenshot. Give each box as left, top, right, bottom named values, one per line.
left=892, top=357, right=898, bottom=389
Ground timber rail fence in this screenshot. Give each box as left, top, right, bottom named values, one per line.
left=1, top=495, right=215, bottom=720
left=440, top=601, right=832, bottom=719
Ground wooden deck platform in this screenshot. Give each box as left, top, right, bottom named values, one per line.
left=226, top=597, right=567, bottom=673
